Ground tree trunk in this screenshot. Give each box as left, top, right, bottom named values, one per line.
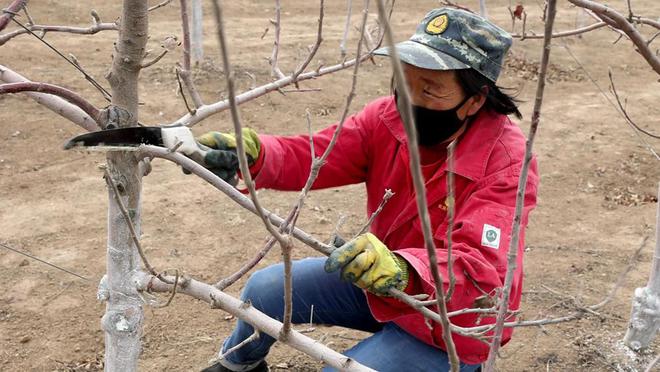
left=100, top=1, right=149, bottom=371
left=624, top=182, right=660, bottom=350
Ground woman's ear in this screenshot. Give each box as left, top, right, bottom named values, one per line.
left=465, top=86, right=488, bottom=117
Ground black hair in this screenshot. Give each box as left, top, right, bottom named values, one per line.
left=455, top=68, right=522, bottom=119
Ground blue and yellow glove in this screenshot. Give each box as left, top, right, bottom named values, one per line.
left=196, top=128, right=261, bottom=185
left=325, top=233, right=409, bottom=296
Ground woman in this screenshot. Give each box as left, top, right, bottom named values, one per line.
left=201, top=7, right=539, bottom=372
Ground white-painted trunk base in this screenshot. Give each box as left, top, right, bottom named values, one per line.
left=624, top=287, right=660, bottom=350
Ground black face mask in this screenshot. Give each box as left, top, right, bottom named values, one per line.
left=395, top=90, right=472, bottom=147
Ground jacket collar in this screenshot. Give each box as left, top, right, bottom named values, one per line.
left=379, top=95, right=506, bottom=182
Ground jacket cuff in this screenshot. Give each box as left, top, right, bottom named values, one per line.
left=238, top=135, right=283, bottom=190
left=247, top=141, right=266, bottom=177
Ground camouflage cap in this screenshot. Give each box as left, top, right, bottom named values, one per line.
left=374, top=7, right=512, bottom=82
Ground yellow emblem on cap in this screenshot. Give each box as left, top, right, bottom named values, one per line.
left=426, top=14, right=448, bottom=35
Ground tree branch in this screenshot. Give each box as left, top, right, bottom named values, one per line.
left=133, top=271, right=376, bottom=371
left=0, top=65, right=99, bottom=131
left=0, top=82, right=102, bottom=124
left=172, top=49, right=378, bottom=127
left=568, top=0, right=660, bottom=74
left=0, top=0, right=26, bottom=32
left=211, top=0, right=288, bottom=249
left=291, top=0, right=324, bottom=84
left=374, top=0, right=460, bottom=370
left=149, top=0, right=173, bottom=12
left=4, top=17, right=112, bottom=100
left=483, top=0, right=556, bottom=370
left=140, top=49, right=168, bottom=69
left=214, top=238, right=278, bottom=290
left=356, top=189, right=394, bottom=236
left=445, top=139, right=457, bottom=302
left=511, top=21, right=606, bottom=39
left=269, top=0, right=285, bottom=79
left=608, top=70, right=660, bottom=140
left=278, top=0, right=369, bottom=339
left=219, top=331, right=260, bottom=360
left=0, top=21, right=118, bottom=46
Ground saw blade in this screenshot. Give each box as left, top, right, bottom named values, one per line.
left=63, top=127, right=164, bottom=150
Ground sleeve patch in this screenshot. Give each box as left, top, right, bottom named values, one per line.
left=481, top=224, right=501, bottom=249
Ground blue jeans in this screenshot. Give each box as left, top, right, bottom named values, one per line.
left=219, top=257, right=480, bottom=372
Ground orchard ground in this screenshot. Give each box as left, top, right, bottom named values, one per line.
left=1, top=0, right=660, bottom=370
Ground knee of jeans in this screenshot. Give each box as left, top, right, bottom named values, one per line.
left=241, top=263, right=285, bottom=310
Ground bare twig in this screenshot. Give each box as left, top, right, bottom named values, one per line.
left=648, top=31, right=660, bottom=46
left=281, top=0, right=369, bottom=339
left=211, top=0, right=288, bottom=248
left=269, top=0, right=285, bottom=79
left=582, top=8, right=629, bottom=41
left=288, top=0, right=369, bottom=234
left=148, top=0, right=173, bottom=12
left=280, top=238, right=294, bottom=339
left=374, top=0, right=459, bottom=370
left=0, top=242, right=89, bottom=281
left=291, top=0, right=324, bottom=85
left=0, top=20, right=118, bottom=46
left=0, top=0, right=26, bottom=32
left=568, top=0, right=660, bottom=74
left=176, top=70, right=196, bottom=115
left=215, top=195, right=310, bottom=291
left=0, top=65, right=99, bottom=131
left=608, top=70, right=660, bottom=140
left=0, top=82, right=102, bottom=124
left=152, top=269, right=180, bottom=308
left=483, top=1, right=556, bottom=369
left=445, top=139, right=457, bottom=301
left=356, top=189, right=394, bottom=236
left=172, top=47, right=379, bottom=127
left=215, top=238, right=278, bottom=289
left=103, top=169, right=160, bottom=278
left=306, top=109, right=315, bottom=160
left=212, top=2, right=295, bottom=340
left=560, top=42, right=660, bottom=160
left=90, top=10, right=101, bottom=24
left=8, top=17, right=112, bottom=100
left=141, top=49, right=168, bottom=69
left=220, top=331, right=260, bottom=359
left=21, top=3, right=33, bottom=25
left=511, top=21, right=606, bottom=39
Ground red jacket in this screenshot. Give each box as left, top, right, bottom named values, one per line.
left=251, top=96, right=539, bottom=364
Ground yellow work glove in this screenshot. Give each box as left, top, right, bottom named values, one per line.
left=197, top=128, right=261, bottom=164
left=324, top=233, right=409, bottom=296
left=195, top=128, right=261, bottom=185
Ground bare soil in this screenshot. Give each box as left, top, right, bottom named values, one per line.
left=1, top=0, right=660, bottom=371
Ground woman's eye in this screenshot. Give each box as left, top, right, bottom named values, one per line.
left=423, top=89, right=441, bottom=99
